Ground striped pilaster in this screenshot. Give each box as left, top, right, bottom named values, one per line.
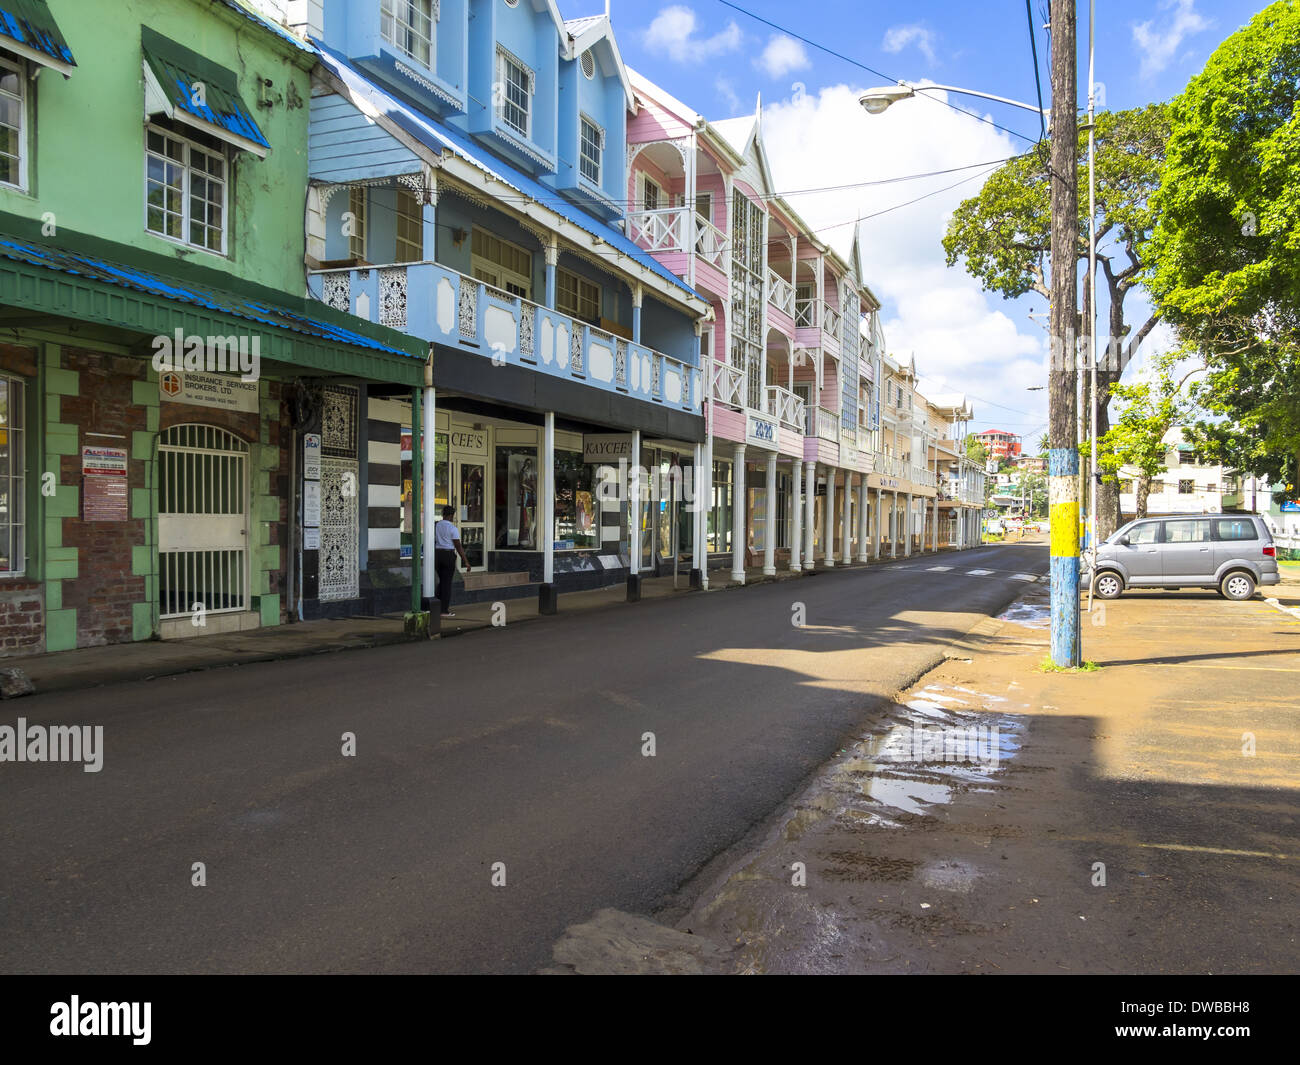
left=1048, top=447, right=1081, bottom=666
left=366, top=397, right=406, bottom=567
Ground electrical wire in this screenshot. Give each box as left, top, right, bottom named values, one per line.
left=711, top=0, right=1041, bottom=146
left=1025, top=0, right=1047, bottom=141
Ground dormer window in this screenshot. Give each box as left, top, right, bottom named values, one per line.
left=382, top=0, right=436, bottom=69
left=496, top=47, right=533, bottom=139
left=579, top=116, right=603, bottom=186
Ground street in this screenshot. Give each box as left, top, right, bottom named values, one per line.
left=0, top=544, right=1045, bottom=974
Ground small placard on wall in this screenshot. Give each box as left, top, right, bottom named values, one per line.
left=303, top=526, right=320, bottom=551
left=303, top=481, right=321, bottom=527
left=303, top=433, right=321, bottom=481
left=83, top=475, right=128, bottom=521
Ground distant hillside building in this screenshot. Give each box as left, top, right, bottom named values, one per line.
left=973, top=429, right=1022, bottom=461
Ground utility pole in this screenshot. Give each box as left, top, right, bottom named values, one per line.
left=1048, top=0, right=1080, bottom=666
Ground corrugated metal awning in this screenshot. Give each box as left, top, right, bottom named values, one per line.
left=141, top=26, right=269, bottom=158
left=0, top=0, right=76, bottom=76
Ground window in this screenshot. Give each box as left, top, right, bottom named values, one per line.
left=554, top=450, right=597, bottom=548
left=0, top=56, right=25, bottom=190
left=0, top=374, right=23, bottom=575
left=641, top=174, right=662, bottom=212
left=1178, top=479, right=1194, bottom=494
left=1165, top=519, right=1210, bottom=543
left=497, top=48, right=532, bottom=138
left=708, top=460, right=732, bottom=553
left=381, top=0, right=435, bottom=68
left=1128, top=522, right=1159, bottom=545
left=1215, top=518, right=1256, bottom=541
left=146, top=124, right=227, bottom=253
left=495, top=445, right=538, bottom=549
left=471, top=228, right=532, bottom=299
left=395, top=187, right=423, bottom=262
left=579, top=116, right=602, bottom=186
left=695, top=192, right=712, bottom=223
left=556, top=268, right=600, bottom=322
left=348, top=186, right=368, bottom=261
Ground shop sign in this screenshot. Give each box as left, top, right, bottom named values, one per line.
left=745, top=413, right=777, bottom=448
left=158, top=370, right=258, bottom=413
left=449, top=430, right=487, bottom=452
left=303, top=434, right=321, bottom=481
left=583, top=434, right=634, bottom=463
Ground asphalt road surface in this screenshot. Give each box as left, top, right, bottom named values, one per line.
left=0, top=543, right=1048, bottom=973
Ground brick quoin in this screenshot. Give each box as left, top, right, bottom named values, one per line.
left=59, top=350, right=147, bottom=648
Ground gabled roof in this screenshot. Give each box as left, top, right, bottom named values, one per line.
left=312, top=43, right=707, bottom=311
left=562, top=12, right=634, bottom=110
left=710, top=111, right=776, bottom=197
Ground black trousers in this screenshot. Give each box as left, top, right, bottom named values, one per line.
left=434, top=549, right=457, bottom=614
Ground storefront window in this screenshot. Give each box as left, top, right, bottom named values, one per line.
left=495, top=445, right=538, bottom=548
left=555, top=449, right=597, bottom=549
left=708, top=459, right=732, bottom=554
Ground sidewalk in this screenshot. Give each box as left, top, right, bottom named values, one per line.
left=5, top=542, right=982, bottom=697
left=548, top=563, right=1300, bottom=973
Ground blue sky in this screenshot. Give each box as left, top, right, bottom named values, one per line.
left=602, top=0, right=1267, bottom=441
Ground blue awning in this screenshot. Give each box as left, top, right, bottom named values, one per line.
left=0, top=236, right=419, bottom=360
left=0, top=0, right=75, bottom=75
left=312, top=42, right=708, bottom=308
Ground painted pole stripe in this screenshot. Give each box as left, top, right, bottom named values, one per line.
left=1048, top=447, right=1081, bottom=667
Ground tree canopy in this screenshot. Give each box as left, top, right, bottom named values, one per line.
left=1143, top=0, right=1300, bottom=490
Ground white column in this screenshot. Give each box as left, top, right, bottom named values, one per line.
left=905, top=493, right=913, bottom=556
left=823, top=469, right=835, bottom=567
left=421, top=382, right=437, bottom=600
left=874, top=487, right=882, bottom=559
left=840, top=472, right=852, bottom=564
left=543, top=412, right=555, bottom=584
left=857, top=477, right=869, bottom=562
left=763, top=451, right=777, bottom=575
left=630, top=430, right=641, bottom=577
left=789, top=459, right=802, bottom=571
left=692, top=442, right=703, bottom=577
left=932, top=498, right=939, bottom=552
left=803, top=460, right=817, bottom=569
left=731, top=445, right=747, bottom=583
left=890, top=492, right=899, bottom=557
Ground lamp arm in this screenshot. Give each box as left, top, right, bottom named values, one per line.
left=906, top=82, right=1050, bottom=117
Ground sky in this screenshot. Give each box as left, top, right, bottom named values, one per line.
left=602, top=0, right=1268, bottom=443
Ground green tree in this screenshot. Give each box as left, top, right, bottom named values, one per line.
left=944, top=106, right=1171, bottom=536
left=1096, top=352, right=1197, bottom=518
left=965, top=437, right=988, bottom=465
left=1144, top=1, right=1300, bottom=493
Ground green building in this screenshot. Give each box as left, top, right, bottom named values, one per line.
left=0, top=0, right=424, bottom=655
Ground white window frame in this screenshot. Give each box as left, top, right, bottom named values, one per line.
left=348, top=186, right=368, bottom=261
left=556, top=267, right=600, bottom=322
left=144, top=122, right=229, bottom=255
left=496, top=46, right=534, bottom=140
left=471, top=227, right=532, bottom=300
left=0, top=54, right=28, bottom=192
left=394, top=186, right=423, bottom=262
left=0, top=372, right=25, bottom=577
left=381, top=0, right=438, bottom=70
left=578, top=114, right=603, bottom=187
left=641, top=173, right=663, bottom=212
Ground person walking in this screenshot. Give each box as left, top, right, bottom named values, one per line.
left=433, top=505, right=471, bottom=617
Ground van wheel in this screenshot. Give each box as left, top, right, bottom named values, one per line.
left=1095, top=572, right=1123, bottom=599
left=1220, top=572, right=1256, bottom=601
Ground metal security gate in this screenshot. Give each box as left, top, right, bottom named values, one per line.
left=158, top=424, right=250, bottom=619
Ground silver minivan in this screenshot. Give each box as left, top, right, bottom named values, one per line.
left=1086, top=514, right=1280, bottom=600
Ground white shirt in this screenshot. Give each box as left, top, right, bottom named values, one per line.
left=434, top=519, right=461, bottom=550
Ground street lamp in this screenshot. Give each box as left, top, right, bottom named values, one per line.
left=859, top=81, right=1050, bottom=119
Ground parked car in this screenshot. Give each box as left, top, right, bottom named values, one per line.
left=1083, top=515, right=1279, bottom=600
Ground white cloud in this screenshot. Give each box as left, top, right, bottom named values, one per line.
left=761, top=84, right=1049, bottom=433
left=755, top=34, right=810, bottom=79
left=1132, top=0, right=1210, bottom=78
left=882, top=24, right=936, bottom=65
left=643, top=5, right=742, bottom=63
left=714, top=75, right=742, bottom=116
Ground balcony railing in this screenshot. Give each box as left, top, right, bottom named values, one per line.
left=695, top=215, right=729, bottom=272
left=794, top=297, right=817, bottom=328
left=712, top=361, right=746, bottom=410
left=765, top=384, right=805, bottom=431
left=824, top=304, right=842, bottom=340
left=767, top=270, right=794, bottom=319
left=627, top=206, right=689, bottom=255
left=309, top=261, right=699, bottom=413
left=816, top=406, right=840, bottom=442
